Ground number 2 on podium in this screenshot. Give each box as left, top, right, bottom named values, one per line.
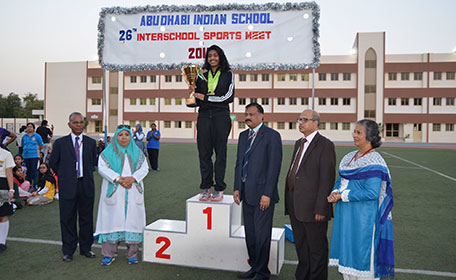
left=203, top=207, right=212, bottom=230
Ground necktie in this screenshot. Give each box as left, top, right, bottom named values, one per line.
left=287, top=138, right=307, bottom=190
left=75, top=136, right=81, bottom=178
left=241, top=130, right=255, bottom=182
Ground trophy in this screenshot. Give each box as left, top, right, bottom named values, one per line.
left=182, top=64, right=206, bottom=107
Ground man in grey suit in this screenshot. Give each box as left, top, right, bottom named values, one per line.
left=234, top=103, right=282, bottom=280
left=285, top=109, right=336, bottom=280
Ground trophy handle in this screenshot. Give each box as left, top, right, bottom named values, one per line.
left=186, top=91, right=198, bottom=108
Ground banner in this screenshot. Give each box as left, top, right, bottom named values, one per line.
left=98, top=3, right=320, bottom=71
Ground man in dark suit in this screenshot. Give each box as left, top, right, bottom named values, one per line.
left=49, top=112, right=97, bottom=262
left=234, top=103, right=282, bottom=280
left=285, top=109, right=336, bottom=280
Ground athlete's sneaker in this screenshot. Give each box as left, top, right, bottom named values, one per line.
left=199, top=188, right=212, bottom=201
left=101, top=257, right=115, bottom=266
left=211, top=190, right=224, bottom=201
left=128, top=256, right=139, bottom=264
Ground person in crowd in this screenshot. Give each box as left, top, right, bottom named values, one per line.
left=190, top=44, right=235, bottom=201
left=284, top=109, right=336, bottom=280
left=146, top=123, right=161, bottom=172
left=49, top=112, right=98, bottom=262
left=0, top=146, right=15, bottom=253
left=27, top=163, right=55, bottom=206
left=16, top=125, right=27, bottom=155
left=22, top=122, right=43, bottom=187
left=36, top=120, right=54, bottom=162
left=233, top=103, right=282, bottom=280
left=14, top=154, right=28, bottom=177
left=95, top=124, right=149, bottom=266
left=12, top=166, right=31, bottom=197
left=133, top=123, right=146, bottom=155
left=39, top=151, right=45, bottom=165
left=0, top=126, right=17, bottom=151
left=328, top=119, right=395, bottom=280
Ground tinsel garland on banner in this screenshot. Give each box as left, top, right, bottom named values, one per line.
left=98, top=2, right=320, bottom=71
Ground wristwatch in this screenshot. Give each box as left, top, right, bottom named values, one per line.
left=114, top=176, right=121, bottom=183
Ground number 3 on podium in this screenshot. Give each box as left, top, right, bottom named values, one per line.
left=203, top=207, right=212, bottom=230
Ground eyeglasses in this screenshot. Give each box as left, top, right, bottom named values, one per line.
left=297, top=118, right=316, bottom=123
left=39, top=167, right=47, bottom=169
left=117, top=124, right=131, bottom=129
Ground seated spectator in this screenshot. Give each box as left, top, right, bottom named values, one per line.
left=14, top=154, right=28, bottom=176
left=13, top=166, right=32, bottom=197
left=27, top=163, right=55, bottom=206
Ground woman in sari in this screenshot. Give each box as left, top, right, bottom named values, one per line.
left=328, top=119, right=394, bottom=279
left=95, top=125, right=149, bottom=266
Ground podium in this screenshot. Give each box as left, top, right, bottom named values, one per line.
left=143, top=194, right=285, bottom=275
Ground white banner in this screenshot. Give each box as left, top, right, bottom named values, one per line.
left=98, top=3, right=320, bottom=71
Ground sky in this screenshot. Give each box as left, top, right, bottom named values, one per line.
left=0, top=0, right=455, bottom=99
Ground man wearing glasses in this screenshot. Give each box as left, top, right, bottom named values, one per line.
left=284, top=109, right=336, bottom=280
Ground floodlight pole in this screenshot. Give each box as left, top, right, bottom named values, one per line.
left=311, top=67, right=316, bottom=110
left=103, top=69, right=108, bottom=144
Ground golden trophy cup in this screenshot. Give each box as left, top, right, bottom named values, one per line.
left=182, top=65, right=203, bottom=108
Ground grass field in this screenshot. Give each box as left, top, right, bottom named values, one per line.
left=2, top=143, right=456, bottom=279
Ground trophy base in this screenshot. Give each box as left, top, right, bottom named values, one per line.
left=186, top=97, right=198, bottom=108
left=186, top=103, right=198, bottom=108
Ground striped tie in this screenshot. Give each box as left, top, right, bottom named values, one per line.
left=241, top=130, right=255, bottom=182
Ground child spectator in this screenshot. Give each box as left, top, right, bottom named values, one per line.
left=13, top=166, right=31, bottom=197
left=14, top=154, right=27, bottom=176
left=27, top=163, right=55, bottom=206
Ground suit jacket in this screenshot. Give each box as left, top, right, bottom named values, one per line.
left=284, top=132, right=336, bottom=222
left=234, top=125, right=282, bottom=206
left=49, top=134, right=97, bottom=200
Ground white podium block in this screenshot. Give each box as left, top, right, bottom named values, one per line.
left=143, top=194, right=285, bottom=275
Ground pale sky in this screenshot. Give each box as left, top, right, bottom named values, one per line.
left=0, top=0, right=455, bottom=99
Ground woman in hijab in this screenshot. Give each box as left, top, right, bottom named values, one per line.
left=133, top=123, right=146, bottom=155
left=95, top=124, right=149, bottom=266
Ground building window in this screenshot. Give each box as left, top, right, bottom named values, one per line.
left=330, top=123, right=338, bottom=130
left=301, top=97, right=309, bottom=105
left=150, top=98, right=156, bottom=105
left=164, top=121, right=171, bottom=128
left=330, top=73, right=339, bottom=81
left=239, top=74, right=247, bottom=82
left=414, top=72, right=423, bottom=80
left=150, top=75, right=157, bottom=83
left=401, top=72, right=410, bottom=81
left=92, top=76, right=102, bottom=84
left=434, top=72, right=442, bottom=80
left=388, top=72, right=397, bottom=81
left=330, top=98, right=338, bottom=105
left=414, top=98, right=422, bottom=106
left=261, top=74, right=269, bottom=81
left=238, top=121, right=246, bottom=129
left=301, top=73, right=309, bottom=81
left=261, top=98, right=269, bottom=105
left=386, top=123, right=399, bottom=137
left=447, top=72, right=456, bottom=80
left=130, top=98, right=137, bottom=105
left=129, top=120, right=136, bottom=127
left=164, top=98, right=172, bottom=105
left=289, top=122, right=296, bottom=130
left=239, top=98, right=246, bottom=105
left=277, top=122, right=285, bottom=130
left=343, top=98, right=351, bottom=105
left=140, top=76, right=147, bottom=83
left=413, top=123, right=422, bottom=131
left=342, top=123, right=350, bottom=130
left=175, top=98, right=182, bottom=105
left=110, top=87, right=118, bottom=94
left=289, top=74, right=298, bottom=82
left=364, top=110, right=376, bottom=118
left=289, top=97, right=297, bottom=105
left=130, top=76, right=137, bottom=83
left=250, top=98, right=257, bottom=104
left=91, top=98, right=101, bottom=105
left=185, top=121, right=192, bottom=128
left=250, top=74, right=258, bottom=82
left=109, top=109, right=117, bottom=116
left=318, top=73, right=327, bottom=81
left=165, top=75, right=172, bottom=82
left=343, top=73, right=351, bottom=81
left=175, top=121, right=182, bottom=128
left=318, top=98, right=326, bottom=105
left=140, top=98, right=147, bottom=105
left=365, top=60, right=376, bottom=68
left=176, top=75, right=183, bottom=82
left=446, top=123, right=454, bottom=131
left=277, top=74, right=286, bottom=82
left=95, top=121, right=102, bottom=132
left=433, top=98, right=442, bottom=106
left=447, top=98, right=455, bottom=106
left=278, top=98, right=285, bottom=105
left=365, top=85, right=376, bottom=93
left=319, top=122, right=326, bottom=130
left=432, top=123, right=441, bottom=132
left=401, top=98, right=409, bottom=106
left=388, top=98, right=397, bottom=106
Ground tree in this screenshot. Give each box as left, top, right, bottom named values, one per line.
left=0, top=93, right=22, bottom=118
left=23, top=93, right=43, bottom=118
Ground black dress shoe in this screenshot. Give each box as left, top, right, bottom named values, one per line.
left=238, top=269, right=255, bottom=279
left=80, top=250, right=96, bottom=258
left=62, top=254, right=73, bottom=262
